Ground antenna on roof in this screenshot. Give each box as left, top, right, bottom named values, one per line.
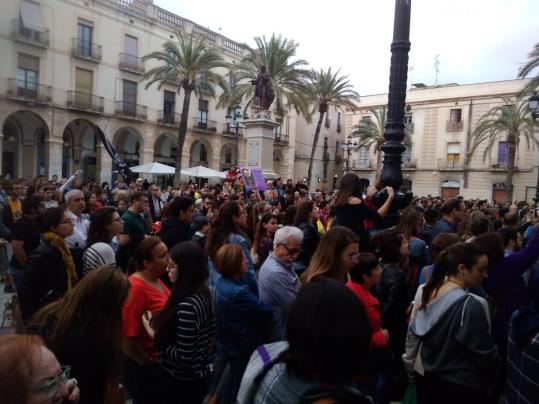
left=434, top=55, right=441, bottom=86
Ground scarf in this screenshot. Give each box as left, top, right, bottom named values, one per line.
left=42, top=231, right=78, bottom=290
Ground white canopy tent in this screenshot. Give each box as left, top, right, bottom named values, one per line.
left=130, top=162, right=175, bottom=174
left=181, top=165, right=226, bottom=179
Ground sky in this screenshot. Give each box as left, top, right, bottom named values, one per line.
left=154, top=0, right=538, bottom=96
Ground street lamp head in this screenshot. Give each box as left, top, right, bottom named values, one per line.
left=243, top=113, right=249, bottom=120
left=225, top=112, right=232, bottom=124
left=529, top=92, right=539, bottom=122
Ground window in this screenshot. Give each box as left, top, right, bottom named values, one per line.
left=199, top=71, right=209, bottom=92
left=404, top=114, right=413, bottom=124
left=77, top=22, right=93, bottom=57
left=358, top=146, right=369, bottom=168
left=274, top=117, right=283, bottom=137
left=325, top=114, right=331, bottom=128
left=225, top=147, right=232, bottom=164
left=403, top=145, right=412, bottom=167
left=122, top=80, right=137, bottom=115
left=163, top=90, right=175, bottom=123
left=20, top=0, right=44, bottom=41
left=501, top=105, right=513, bottom=121
left=498, top=141, right=508, bottom=166
left=197, top=99, right=208, bottom=128
left=228, top=72, right=236, bottom=88
left=446, top=142, right=461, bottom=168
left=337, top=112, right=342, bottom=133
left=123, top=34, right=138, bottom=68
left=75, top=68, right=93, bottom=106
left=17, top=53, right=39, bottom=97
left=449, top=109, right=462, bottom=123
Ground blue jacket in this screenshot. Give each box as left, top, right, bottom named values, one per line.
left=214, top=276, right=272, bottom=356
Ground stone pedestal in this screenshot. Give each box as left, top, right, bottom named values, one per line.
left=243, top=118, right=279, bottom=179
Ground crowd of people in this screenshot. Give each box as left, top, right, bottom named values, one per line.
left=0, top=170, right=538, bottom=404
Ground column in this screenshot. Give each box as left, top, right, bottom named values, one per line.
left=243, top=118, right=280, bottom=179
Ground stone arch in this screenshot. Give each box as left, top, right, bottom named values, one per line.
left=154, top=132, right=178, bottom=167
left=2, top=110, right=50, bottom=178
left=220, top=143, right=235, bottom=171
left=189, top=138, right=213, bottom=168
left=62, top=118, right=101, bottom=182
left=112, top=126, right=144, bottom=167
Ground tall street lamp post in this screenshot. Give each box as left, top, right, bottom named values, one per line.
left=374, top=0, right=413, bottom=221
left=528, top=92, right=539, bottom=213
left=225, top=105, right=246, bottom=166
left=341, top=135, right=358, bottom=173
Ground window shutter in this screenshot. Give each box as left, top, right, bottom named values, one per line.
left=17, top=53, right=39, bottom=71
left=20, top=0, right=43, bottom=31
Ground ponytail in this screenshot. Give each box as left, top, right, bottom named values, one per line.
left=420, top=249, right=449, bottom=309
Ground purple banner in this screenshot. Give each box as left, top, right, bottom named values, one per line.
left=240, top=166, right=266, bottom=191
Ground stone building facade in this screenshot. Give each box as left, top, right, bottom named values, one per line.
left=345, top=79, right=539, bottom=202
left=1, top=0, right=343, bottom=185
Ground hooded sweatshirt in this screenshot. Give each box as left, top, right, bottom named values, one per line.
left=411, top=287, right=498, bottom=391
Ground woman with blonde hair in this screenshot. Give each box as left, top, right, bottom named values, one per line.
left=302, top=226, right=360, bottom=284
left=30, top=266, right=130, bottom=404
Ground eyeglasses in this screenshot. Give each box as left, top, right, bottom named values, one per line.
left=59, top=219, right=74, bottom=225
left=32, top=366, right=71, bottom=399
left=282, top=244, right=302, bottom=256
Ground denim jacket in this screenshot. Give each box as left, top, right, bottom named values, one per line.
left=214, top=276, right=272, bottom=356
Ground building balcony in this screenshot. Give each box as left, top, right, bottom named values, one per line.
left=403, top=158, right=417, bottom=169
left=351, top=160, right=372, bottom=170
left=405, top=122, right=414, bottom=133
left=119, top=53, right=145, bottom=74
left=157, top=110, right=180, bottom=126
left=222, top=123, right=245, bottom=138
left=12, top=20, right=49, bottom=48
left=192, top=118, right=217, bottom=133
left=438, top=158, right=463, bottom=170
left=446, top=120, right=463, bottom=132
left=66, top=91, right=104, bottom=113
left=72, top=38, right=102, bottom=62
left=6, top=79, right=51, bottom=103
left=114, top=101, right=147, bottom=120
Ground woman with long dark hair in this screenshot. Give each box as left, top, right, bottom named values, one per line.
left=334, top=173, right=394, bottom=250
left=293, top=200, right=321, bottom=272
left=251, top=213, right=279, bottom=269
left=82, top=207, right=124, bottom=274
left=150, top=242, right=215, bottom=404
left=206, top=201, right=256, bottom=292
left=30, top=266, right=130, bottom=404
left=302, top=226, right=359, bottom=284
left=409, top=243, right=497, bottom=404
left=18, top=207, right=77, bottom=323
left=122, top=236, right=170, bottom=404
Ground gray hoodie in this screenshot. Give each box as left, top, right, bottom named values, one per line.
left=411, top=288, right=498, bottom=391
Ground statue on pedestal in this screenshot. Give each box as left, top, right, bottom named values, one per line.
left=252, top=65, right=275, bottom=112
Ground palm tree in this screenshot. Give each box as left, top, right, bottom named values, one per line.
left=349, top=106, right=411, bottom=183
left=468, top=94, right=538, bottom=203
left=518, top=42, right=539, bottom=92
left=233, top=34, right=311, bottom=117
left=305, top=68, right=358, bottom=187
left=142, top=30, right=226, bottom=184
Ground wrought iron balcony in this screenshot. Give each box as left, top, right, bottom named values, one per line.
left=192, top=118, right=217, bottom=133
left=119, top=53, right=145, bottom=74
left=114, top=101, right=147, bottom=120
left=222, top=123, right=245, bottom=138
left=446, top=120, right=463, bottom=132
left=72, top=38, right=102, bottom=62
left=67, top=91, right=104, bottom=113
left=7, top=79, right=51, bottom=102
left=274, top=132, right=289, bottom=145
left=438, top=158, right=463, bottom=170
left=157, top=110, right=180, bottom=126
left=12, top=20, right=49, bottom=47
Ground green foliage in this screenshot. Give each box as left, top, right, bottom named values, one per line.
left=518, top=42, right=539, bottom=93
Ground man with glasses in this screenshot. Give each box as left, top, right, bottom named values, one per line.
left=148, top=184, right=163, bottom=222
left=258, top=226, right=304, bottom=341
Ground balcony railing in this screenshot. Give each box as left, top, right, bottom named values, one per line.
left=446, top=120, right=463, bottom=132
left=157, top=110, right=180, bottom=126
left=438, top=158, right=463, bottom=170
left=119, top=53, right=145, bottom=74
left=67, top=91, right=104, bottom=113
left=7, top=79, right=51, bottom=102
left=222, top=123, right=245, bottom=138
left=12, top=20, right=49, bottom=47
left=192, top=118, right=217, bottom=132
left=115, top=101, right=147, bottom=120
left=72, top=38, right=102, bottom=62
left=352, top=160, right=371, bottom=169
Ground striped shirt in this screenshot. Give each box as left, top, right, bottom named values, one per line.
left=158, top=293, right=216, bottom=380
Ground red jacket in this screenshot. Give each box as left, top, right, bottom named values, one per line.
left=347, top=280, right=388, bottom=350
